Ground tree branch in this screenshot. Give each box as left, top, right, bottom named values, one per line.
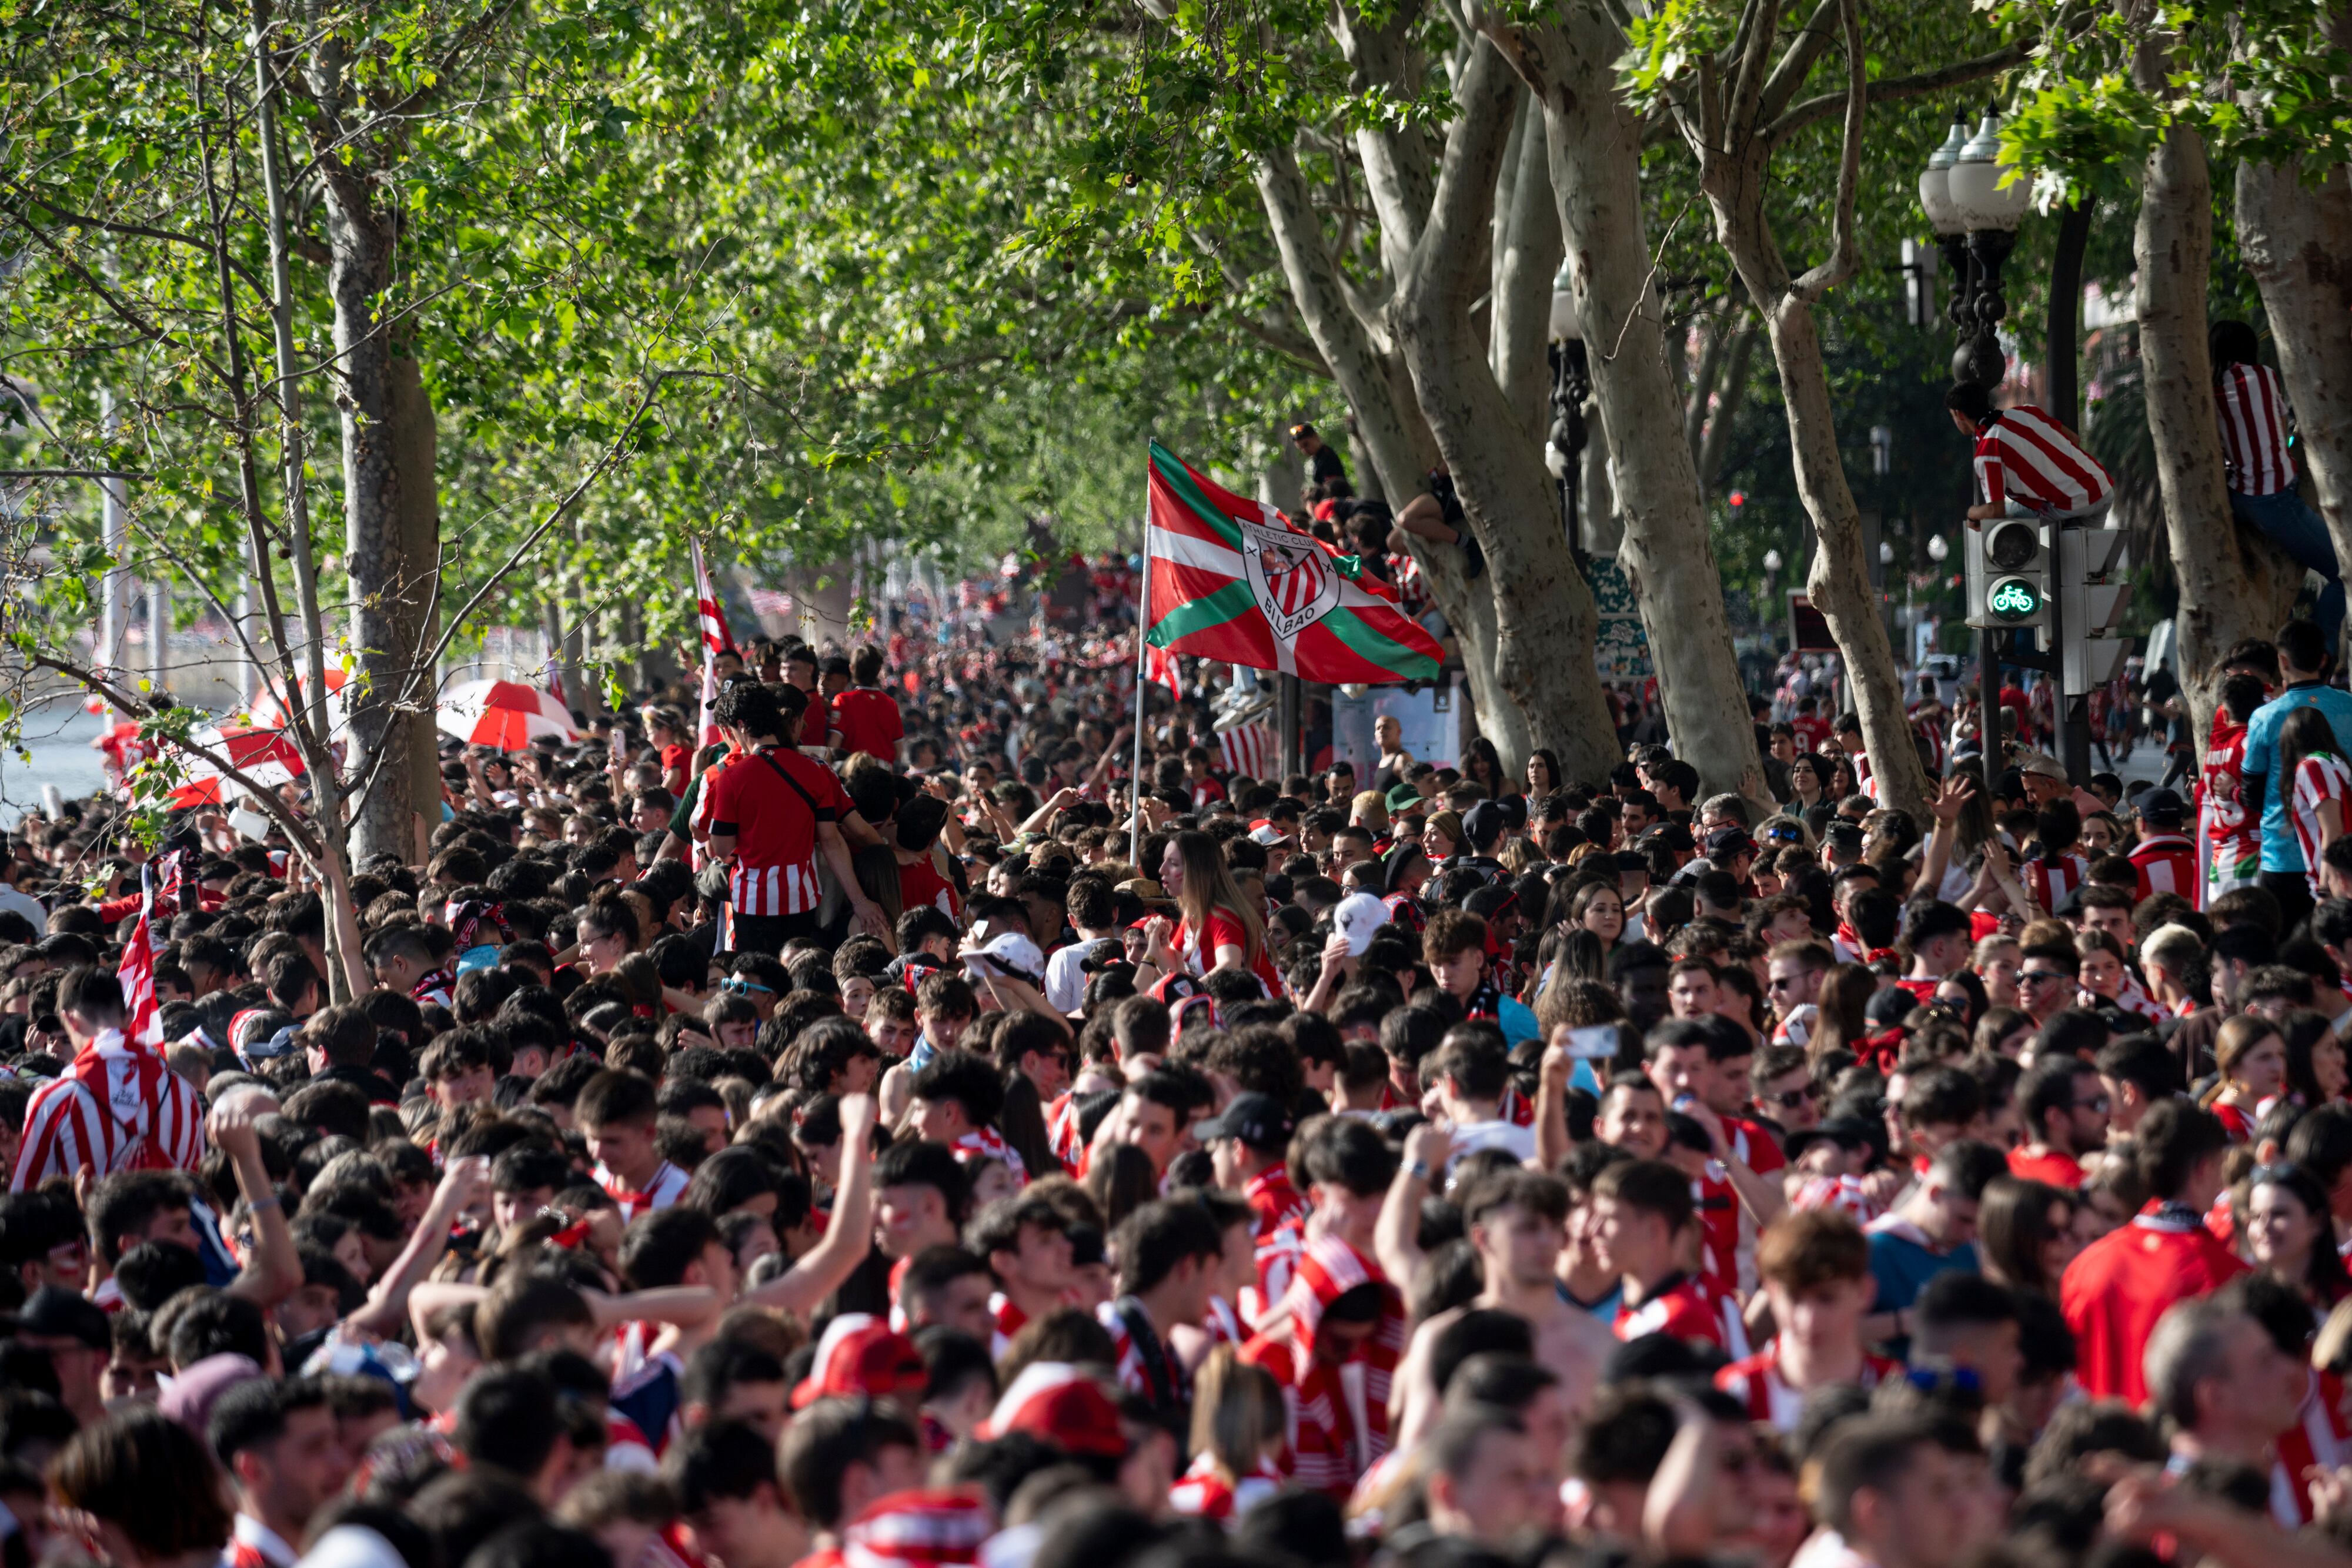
left=1767, top=42, right=2027, bottom=142
left=1754, top=0, right=1842, bottom=124
left=1789, top=0, right=1865, bottom=302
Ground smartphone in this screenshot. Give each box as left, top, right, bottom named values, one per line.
left=1564, top=1024, right=1619, bottom=1059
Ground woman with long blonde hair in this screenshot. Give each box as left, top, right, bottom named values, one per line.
left=1170, top=1347, right=1287, bottom=1522
left=1140, top=829, right=1277, bottom=992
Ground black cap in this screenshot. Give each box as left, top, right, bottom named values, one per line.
left=1705, top=827, right=1756, bottom=859
left=1461, top=800, right=1508, bottom=851
left=18, top=1285, right=109, bottom=1350
left=2136, top=786, right=2187, bottom=827
left=1194, top=1091, right=1294, bottom=1152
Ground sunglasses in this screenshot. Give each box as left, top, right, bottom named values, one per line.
left=1768, top=1085, right=1819, bottom=1108
left=2072, top=1095, right=2112, bottom=1113
left=2019, top=969, right=2071, bottom=985
left=720, top=977, right=774, bottom=996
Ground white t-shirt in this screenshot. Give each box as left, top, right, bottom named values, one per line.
left=1446, top=1118, right=1536, bottom=1171
left=1044, top=935, right=1111, bottom=1015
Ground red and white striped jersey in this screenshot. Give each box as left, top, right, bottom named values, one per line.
left=951, top=1126, right=1027, bottom=1186
left=2293, top=752, right=2352, bottom=894
left=2129, top=833, right=2198, bottom=902
left=1972, top=404, right=2113, bottom=514
left=2218, top=363, right=2296, bottom=497
left=596, top=1159, right=687, bottom=1221
left=1218, top=723, right=1275, bottom=778
left=223, top=1513, right=296, bottom=1568
left=2274, top=1369, right=2352, bottom=1526
left=11, top=1032, right=207, bottom=1191
left=1715, top=1342, right=1900, bottom=1432
left=1790, top=1172, right=1880, bottom=1225
left=2024, top=852, right=2089, bottom=915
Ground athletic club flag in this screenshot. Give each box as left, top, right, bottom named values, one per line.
left=692, top=539, right=737, bottom=657
left=1144, top=443, right=1442, bottom=682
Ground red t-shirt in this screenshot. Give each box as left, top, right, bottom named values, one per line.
left=2061, top=1204, right=2248, bottom=1405
left=2006, top=1146, right=2085, bottom=1189
left=831, top=687, right=905, bottom=761
left=704, top=746, right=850, bottom=917
left=1178, top=908, right=1281, bottom=994
left=1614, top=1272, right=1728, bottom=1347
left=898, top=857, right=961, bottom=922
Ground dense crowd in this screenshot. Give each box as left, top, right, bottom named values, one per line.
left=16, top=596, right=2352, bottom=1568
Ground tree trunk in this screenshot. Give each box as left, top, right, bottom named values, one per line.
left=321, top=184, right=415, bottom=867
left=1250, top=148, right=1526, bottom=773
left=2237, top=161, right=2352, bottom=586
left=2137, top=113, right=2276, bottom=741
left=1390, top=40, right=1621, bottom=785
left=1691, top=121, right=1929, bottom=818
left=389, top=348, right=442, bottom=866
left=1484, top=8, right=1769, bottom=803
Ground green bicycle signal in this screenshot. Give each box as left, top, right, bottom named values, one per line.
left=1987, top=577, right=2040, bottom=623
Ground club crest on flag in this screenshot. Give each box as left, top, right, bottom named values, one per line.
left=1240, top=510, right=1339, bottom=644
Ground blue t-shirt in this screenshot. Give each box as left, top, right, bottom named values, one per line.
left=1498, top=995, right=1541, bottom=1048
left=1561, top=1277, right=1624, bottom=1322
left=1867, top=1229, right=1978, bottom=1359
left=2243, top=680, right=2352, bottom=870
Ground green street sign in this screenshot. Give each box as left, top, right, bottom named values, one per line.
left=1987, top=576, right=2041, bottom=623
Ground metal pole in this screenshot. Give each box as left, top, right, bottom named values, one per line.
left=1130, top=453, right=1155, bottom=851
left=1980, top=626, right=2003, bottom=797
left=1279, top=674, right=1301, bottom=780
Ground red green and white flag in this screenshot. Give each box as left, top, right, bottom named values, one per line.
left=1144, top=442, right=1442, bottom=683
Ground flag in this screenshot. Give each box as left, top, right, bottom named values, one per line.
left=1144, top=443, right=1442, bottom=681
left=119, top=871, right=162, bottom=1048
left=690, top=539, right=729, bottom=751
left=1142, top=640, right=1181, bottom=698
left=1218, top=723, right=1276, bottom=778
left=692, top=540, right=737, bottom=656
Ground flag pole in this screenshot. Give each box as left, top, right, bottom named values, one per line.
left=1130, top=449, right=1154, bottom=857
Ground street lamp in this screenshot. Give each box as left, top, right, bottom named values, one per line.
left=1869, top=425, right=1892, bottom=477
left=1942, top=103, right=2033, bottom=388
left=1927, top=534, right=1949, bottom=564
left=1917, top=118, right=1972, bottom=351
left=1548, top=260, right=1591, bottom=557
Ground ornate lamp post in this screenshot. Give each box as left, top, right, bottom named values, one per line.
left=1944, top=105, right=2034, bottom=389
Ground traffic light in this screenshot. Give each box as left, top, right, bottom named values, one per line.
left=1966, top=515, right=2050, bottom=631
left=2060, top=520, right=2130, bottom=693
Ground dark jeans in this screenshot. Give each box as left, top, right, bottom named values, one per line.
left=2233, top=487, right=2344, bottom=651
left=727, top=910, right=820, bottom=957
left=2260, top=868, right=2316, bottom=938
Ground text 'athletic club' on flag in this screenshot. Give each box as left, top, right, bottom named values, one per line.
left=1143, top=442, right=1442, bottom=683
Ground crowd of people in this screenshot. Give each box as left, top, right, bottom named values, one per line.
left=17, top=587, right=2352, bottom=1568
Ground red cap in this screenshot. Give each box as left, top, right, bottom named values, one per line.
left=790, top=1313, right=928, bottom=1410
left=974, top=1362, right=1127, bottom=1458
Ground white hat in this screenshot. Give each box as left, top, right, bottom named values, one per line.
left=1333, top=891, right=1391, bottom=955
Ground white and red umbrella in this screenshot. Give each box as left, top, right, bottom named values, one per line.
left=163, top=722, right=307, bottom=808
left=437, top=678, right=579, bottom=750
left=246, top=667, right=350, bottom=733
